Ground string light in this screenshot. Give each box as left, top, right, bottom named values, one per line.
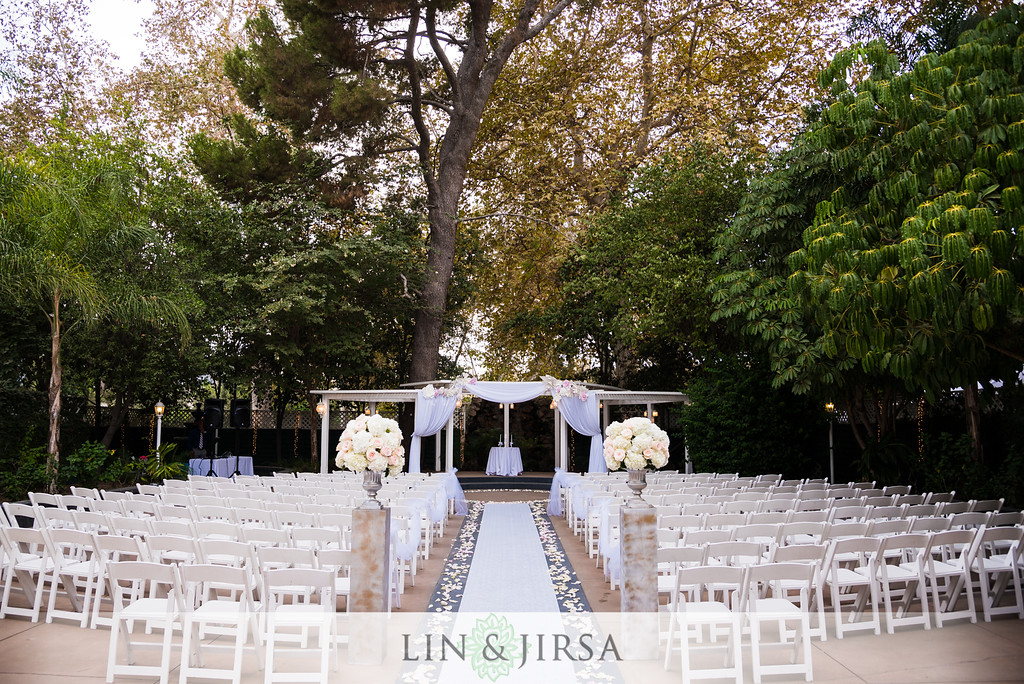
left=918, top=397, right=925, bottom=458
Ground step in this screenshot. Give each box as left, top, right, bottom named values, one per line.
left=457, top=475, right=553, bottom=491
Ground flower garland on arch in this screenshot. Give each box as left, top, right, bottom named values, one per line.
left=541, top=375, right=589, bottom=404
left=417, top=375, right=591, bottom=404
left=420, top=375, right=477, bottom=400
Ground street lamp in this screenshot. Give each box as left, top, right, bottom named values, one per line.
left=154, top=401, right=165, bottom=450
left=825, top=401, right=836, bottom=483
left=316, top=401, right=327, bottom=417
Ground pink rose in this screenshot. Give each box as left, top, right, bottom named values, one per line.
left=621, top=428, right=633, bottom=439
left=372, top=438, right=384, bottom=448
left=388, top=453, right=400, bottom=466
left=580, top=391, right=588, bottom=401
left=381, top=445, right=393, bottom=457
left=643, top=448, right=654, bottom=457
left=613, top=448, right=626, bottom=461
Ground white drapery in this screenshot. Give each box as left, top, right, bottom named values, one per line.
left=408, top=393, right=458, bottom=473
left=407, top=379, right=606, bottom=474
left=466, top=381, right=549, bottom=404
left=555, top=393, right=606, bottom=473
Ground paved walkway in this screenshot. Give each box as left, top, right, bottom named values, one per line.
left=1, top=490, right=1022, bottom=683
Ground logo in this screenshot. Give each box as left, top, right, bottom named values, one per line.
left=402, top=613, right=621, bottom=681
left=466, top=614, right=523, bottom=681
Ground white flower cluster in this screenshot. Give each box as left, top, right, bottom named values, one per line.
left=335, top=414, right=405, bottom=476
left=421, top=376, right=477, bottom=400
left=542, top=375, right=589, bottom=404
left=603, top=416, right=670, bottom=471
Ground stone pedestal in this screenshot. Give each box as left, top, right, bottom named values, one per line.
left=619, top=504, right=659, bottom=660
left=349, top=506, right=391, bottom=665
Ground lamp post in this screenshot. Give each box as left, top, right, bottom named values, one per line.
left=154, top=402, right=165, bottom=450
left=316, top=400, right=328, bottom=474
left=825, top=401, right=835, bottom=483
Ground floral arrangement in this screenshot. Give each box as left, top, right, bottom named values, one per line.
left=603, top=416, right=670, bottom=471
left=335, top=414, right=405, bottom=476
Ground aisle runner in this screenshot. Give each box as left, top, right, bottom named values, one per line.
left=460, top=503, right=561, bottom=612
left=403, top=501, right=619, bottom=683
left=427, top=501, right=590, bottom=613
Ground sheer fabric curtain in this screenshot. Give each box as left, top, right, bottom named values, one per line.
left=408, top=393, right=457, bottom=473
left=465, top=381, right=549, bottom=404
left=555, top=393, right=606, bottom=473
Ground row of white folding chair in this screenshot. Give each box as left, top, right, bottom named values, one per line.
left=660, top=525, right=1022, bottom=646
left=825, top=525, right=1024, bottom=638
left=105, top=558, right=347, bottom=684
left=32, top=500, right=355, bottom=537
left=663, top=516, right=1022, bottom=550
left=0, top=522, right=355, bottom=631
left=661, top=561, right=816, bottom=684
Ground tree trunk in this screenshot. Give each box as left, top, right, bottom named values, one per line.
left=46, top=290, right=63, bottom=494
left=100, top=392, right=131, bottom=449
left=274, top=392, right=287, bottom=466
left=308, top=397, right=320, bottom=471
left=964, top=382, right=984, bottom=463
left=406, top=0, right=575, bottom=383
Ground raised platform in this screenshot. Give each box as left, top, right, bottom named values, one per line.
left=456, top=470, right=554, bottom=491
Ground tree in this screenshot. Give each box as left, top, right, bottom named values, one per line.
left=463, top=0, right=864, bottom=373
left=717, top=7, right=1024, bottom=462
left=679, top=355, right=822, bottom=477
left=0, top=127, right=189, bottom=491
left=0, top=0, right=117, bottom=150
left=223, top=0, right=577, bottom=383
left=108, top=0, right=267, bottom=146
left=187, top=119, right=423, bottom=465
left=533, top=147, right=748, bottom=387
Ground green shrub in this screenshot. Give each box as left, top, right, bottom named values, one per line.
left=139, top=443, right=188, bottom=483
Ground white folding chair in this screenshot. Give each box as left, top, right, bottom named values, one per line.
left=28, top=491, right=61, bottom=508
left=44, top=527, right=103, bottom=627
left=824, top=536, right=882, bottom=638
left=2, top=502, right=41, bottom=528
left=924, top=529, right=978, bottom=627
left=146, top=534, right=203, bottom=566
left=290, top=527, right=344, bottom=552
left=262, top=568, right=338, bottom=684
left=0, top=525, right=54, bottom=622
left=745, top=562, right=815, bottom=683
left=767, top=543, right=829, bottom=641
left=874, top=533, right=931, bottom=633
left=970, top=498, right=1005, bottom=513
left=316, top=548, right=353, bottom=625
left=105, top=561, right=185, bottom=684
left=244, top=527, right=293, bottom=548
left=179, top=564, right=264, bottom=684
left=967, top=525, right=1024, bottom=622
left=663, top=564, right=744, bottom=684
left=90, top=533, right=151, bottom=629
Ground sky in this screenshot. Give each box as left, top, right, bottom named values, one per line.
left=88, top=0, right=153, bottom=71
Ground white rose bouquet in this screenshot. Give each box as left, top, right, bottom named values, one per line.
left=335, top=414, right=405, bottom=476
left=603, top=416, right=670, bottom=471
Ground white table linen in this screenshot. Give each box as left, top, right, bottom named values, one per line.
left=485, top=447, right=523, bottom=476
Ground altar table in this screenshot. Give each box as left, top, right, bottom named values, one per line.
left=485, top=447, right=523, bottom=477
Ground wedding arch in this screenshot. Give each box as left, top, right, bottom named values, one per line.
left=311, top=376, right=688, bottom=474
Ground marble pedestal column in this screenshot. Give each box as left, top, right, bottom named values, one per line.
left=619, top=504, right=659, bottom=660
left=349, top=506, right=391, bottom=665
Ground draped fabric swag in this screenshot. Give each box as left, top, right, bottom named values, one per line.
left=408, top=379, right=607, bottom=474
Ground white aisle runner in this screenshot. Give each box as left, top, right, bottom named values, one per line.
left=458, top=503, right=560, bottom=613
left=439, top=503, right=576, bottom=682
